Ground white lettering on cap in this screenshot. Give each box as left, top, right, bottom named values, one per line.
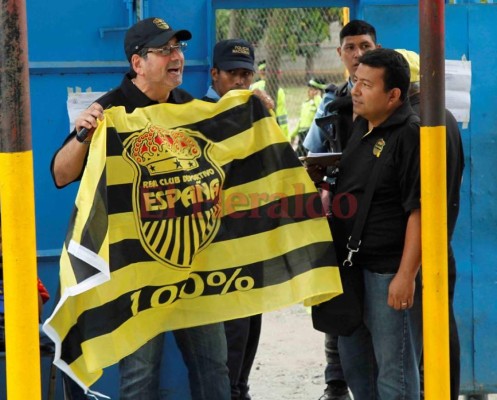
left=232, top=46, right=250, bottom=56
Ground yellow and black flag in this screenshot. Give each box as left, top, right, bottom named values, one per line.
left=44, top=90, right=341, bottom=392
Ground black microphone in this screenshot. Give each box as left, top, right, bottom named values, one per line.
left=76, top=127, right=89, bottom=143
left=75, top=103, right=112, bottom=143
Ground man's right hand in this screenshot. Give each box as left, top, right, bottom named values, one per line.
left=252, top=88, right=275, bottom=111
left=52, top=102, right=104, bottom=188
left=75, top=102, right=105, bottom=141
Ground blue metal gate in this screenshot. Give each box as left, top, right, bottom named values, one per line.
left=12, top=0, right=496, bottom=398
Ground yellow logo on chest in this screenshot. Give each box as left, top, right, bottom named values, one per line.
left=373, top=138, right=386, bottom=158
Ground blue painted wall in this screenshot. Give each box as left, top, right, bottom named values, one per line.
left=21, top=0, right=497, bottom=397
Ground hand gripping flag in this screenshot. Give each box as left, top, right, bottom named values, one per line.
left=44, top=90, right=341, bottom=393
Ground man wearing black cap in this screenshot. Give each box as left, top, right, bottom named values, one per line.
left=203, top=38, right=268, bottom=400
left=204, top=38, right=274, bottom=111
left=51, top=17, right=195, bottom=187
left=50, top=17, right=230, bottom=400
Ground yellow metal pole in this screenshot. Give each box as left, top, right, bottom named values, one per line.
left=0, top=0, right=42, bottom=398
left=0, top=153, right=41, bottom=400
left=342, top=7, right=350, bottom=81
left=342, top=6, right=350, bottom=23
left=419, top=0, right=451, bottom=398
left=420, top=126, right=451, bottom=399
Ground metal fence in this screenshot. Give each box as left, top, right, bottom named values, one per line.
left=215, top=7, right=348, bottom=133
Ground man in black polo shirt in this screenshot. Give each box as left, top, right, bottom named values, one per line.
left=303, top=20, right=379, bottom=400
left=332, top=48, right=422, bottom=399
left=50, top=17, right=230, bottom=400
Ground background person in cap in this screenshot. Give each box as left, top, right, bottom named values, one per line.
left=50, top=17, right=230, bottom=400
left=290, top=78, right=327, bottom=157
left=203, top=38, right=267, bottom=400
left=304, top=20, right=380, bottom=157
left=396, top=48, right=464, bottom=400
left=251, top=60, right=290, bottom=140
left=203, top=38, right=274, bottom=111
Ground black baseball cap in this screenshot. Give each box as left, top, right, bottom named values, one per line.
left=124, top=17, right=192, bottom=61
left=213, top=39, right=255, bottom=72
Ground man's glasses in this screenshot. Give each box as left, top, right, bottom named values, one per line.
left=146, top=42, right=187, bottom=56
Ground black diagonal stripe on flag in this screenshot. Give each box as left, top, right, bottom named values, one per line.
left=107, top=183, right=133, bottom=215
left=222, top=143, right=301, bottom=190
left=184, top=95, right=270, bottom=143
left=79, top=167, right=108, bottom=254
left=214, top=193, right=324, bottom=242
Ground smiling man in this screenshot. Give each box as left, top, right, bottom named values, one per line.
left=333, top=48, right=422, bottom=400
left=50, top=17, right=230, bottom=400
left=51, top=17, right=194, bottom=188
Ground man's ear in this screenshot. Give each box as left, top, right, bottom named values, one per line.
left=211, top=68, right=219, bottom=81
left=130, top=54, right=143, bottom=76
left=389, top=87, right=402, bottom=104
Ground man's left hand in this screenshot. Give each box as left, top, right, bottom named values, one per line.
left=388, top=271, right=416, bottom=310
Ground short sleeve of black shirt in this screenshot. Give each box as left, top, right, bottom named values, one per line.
left=393, top=115, right=421, bottom=213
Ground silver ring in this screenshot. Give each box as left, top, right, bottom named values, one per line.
left=401, top=302, right=408, bottom=306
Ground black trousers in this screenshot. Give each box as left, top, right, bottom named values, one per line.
left=224, top=314, right=262, bottom=400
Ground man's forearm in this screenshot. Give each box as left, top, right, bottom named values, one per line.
left=398, top=208, right=422, bottom=278
left=52, top=136, right=89, bottom=187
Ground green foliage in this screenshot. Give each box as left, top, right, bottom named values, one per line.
left=215, top=7, right=345, bottom=100
left=216, top=7, right=342, bottom=57
left=216, top=9, right=230, bottom=39
left=216, top=9, right=268, bottom=43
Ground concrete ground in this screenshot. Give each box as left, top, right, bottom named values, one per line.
left=250, top=304, right=496, bottom=400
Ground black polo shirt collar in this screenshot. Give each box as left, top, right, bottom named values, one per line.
left=120, top=73, right=188, bottom=108
left=358, top=100, right=415, bottom=134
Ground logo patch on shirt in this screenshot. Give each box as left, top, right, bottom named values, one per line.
left=373, top=138, right=385, bottom=158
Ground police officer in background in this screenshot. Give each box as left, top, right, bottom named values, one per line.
left=203, top=38, right=273, bottom=400
left=251, top=60, right=289, bottom=140
left=291, top=78, right=327, bottom=157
